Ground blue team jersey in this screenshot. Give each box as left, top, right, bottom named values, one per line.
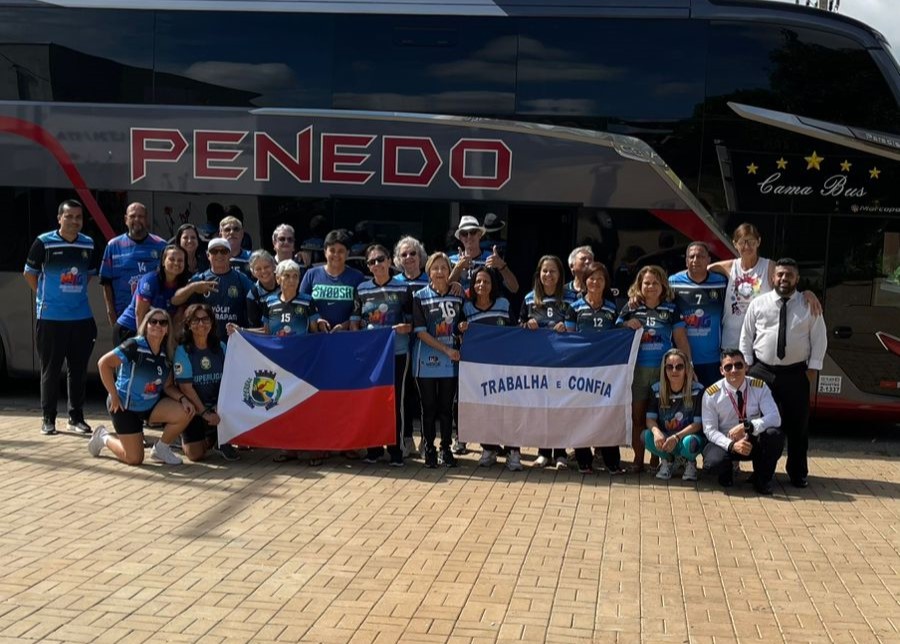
left=412, top=285, right=465, bottom=378
left=449, top=249, right=492, bottom=292
left=230, top=249, right=253, bottom=277
left=24, top=230, right=97, bottom=321
left=188, top=268, right=254, bottom=338
left=112, top=336, right=171, bottom=412
left=669, top=270, right=727, bottom=365
left=299, top=265, right=365, bottom=327
left=355, top=279, right=413, bottom=354
left=173, top=342, right=227, bottom=407
left=247, top=280, right=279, bottom=328
left=463, top=298, right=512, bottom=326
left=647, top=380, right=704, bottom=435
left=519, top=290, right=576, bottom=329
left=99, top=233, right=167, bottom=316
left=568, top=297, right=618, bottom=333
left=616, top=301, right=685, bottom=367
left=116, top=271, right=180, bottom=331
left=393, top=271, right=429, bottom=290
left=260, top=291, right=318, bottom=336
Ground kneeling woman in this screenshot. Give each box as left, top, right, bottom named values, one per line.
left=642, top=349, right=705, bottom=481
left=174, top=304, right=233, bottom=461
left=90, top=309, right=194, bottom=465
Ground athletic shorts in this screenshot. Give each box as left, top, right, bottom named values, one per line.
left=107, top=403, right=153, bottom=435
left=182, top=416, right=216, bottom=445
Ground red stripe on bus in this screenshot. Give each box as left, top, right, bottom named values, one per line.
left=648, top=209, right=733, bottom=259
left=0, top=116, right=115, bottom=240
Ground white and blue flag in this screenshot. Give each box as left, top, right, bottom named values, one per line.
left=459, top=326, right=641, bottom=448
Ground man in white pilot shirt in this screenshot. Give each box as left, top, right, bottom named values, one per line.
left=701, top=349, right=784, bottom=495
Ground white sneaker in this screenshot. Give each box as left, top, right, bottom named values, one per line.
left=656, top=460, right=673, bottom=480
left=506, top=450, right=523, bottom=471
left=479, top=449, right=497, bottom=467
left=150, top=440, right=183, bottom=465
left=555, top=456, right=568, bottom=470
left=683, top=460, right=698, bottom=481
left=87, top=424, right=108, bottom=457
left=534, top=455, right=550, bottom=468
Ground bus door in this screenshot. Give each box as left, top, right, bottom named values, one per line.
left=818, top=216, right=900, bottom=418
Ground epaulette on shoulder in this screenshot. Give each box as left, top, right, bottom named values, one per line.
left=705, top=384, right=720, bottom=395
left=749, top=378, right=765, bottom=388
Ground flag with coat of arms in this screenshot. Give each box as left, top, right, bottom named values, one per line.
left=217, top=329, right=396, bottom=450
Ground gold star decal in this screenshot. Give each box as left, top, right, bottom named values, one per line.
left=775, top=157, right=788, bottom=170
left=840, top=160, right=852, bottom=172
left=746, top=163, right=759, bottom=175
left=869, top=167, right=881, bottom=179
left=805, top=151, right=824, bottom=170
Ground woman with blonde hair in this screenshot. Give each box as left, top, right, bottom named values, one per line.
left=711, top=222, right=820, bottom=348
left=617, top=265, right=691, bottom=472
left=642, top=349, right=705, bottom=481
left=89, top=308, right=194, bottom=466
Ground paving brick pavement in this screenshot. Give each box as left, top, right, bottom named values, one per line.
left=0, top=409, right=898, bottom=643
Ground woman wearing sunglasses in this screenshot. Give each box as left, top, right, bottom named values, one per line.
left=173, top=304, right=234, bottom=462
left=392, top=236, right=429, bottom=458
left=356, top=244, right=414, bottom=466
left=89, top=309, right=194, bottom=465
left=642, top=349, right=705, bottom=481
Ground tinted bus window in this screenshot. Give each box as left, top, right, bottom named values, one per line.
left=706, top=22, right=900, bottom=131
left=153, top=12, right=333, bottom=107
left=333, top=16, right=516, bottom=114
left=515, top=18, right=707, bottom=120
left=0, top=8, right=153, bottom=103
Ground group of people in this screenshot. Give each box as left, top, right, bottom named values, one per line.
left=24, top=201, right=827, bottom=493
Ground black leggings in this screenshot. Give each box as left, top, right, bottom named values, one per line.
left=417, top=377, right=457, bottom=452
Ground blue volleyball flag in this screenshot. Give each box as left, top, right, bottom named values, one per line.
left=458, top=325, right=641, bottom=447
left=217, top=329, right=396, bottom=450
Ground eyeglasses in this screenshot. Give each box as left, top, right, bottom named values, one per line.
left=665, top=363, right=686, bottom=372
left=208, top=248, right=229, bottom=255
left=276, top=236, right=294, bottom=243
left=722, top=362, right=745, bottom=372
left=221, top=226, right=241, bottom=233
left=190, top=316, right=211, bottom=325
left=735, top=238, right=759, bottom=247
left=459, top=229, right=479, bottom=237
left=367, top=255, right=387, bottom=266
left=147, top=318, right=169, bottom=327
left=400, top=251, right=418, bottom=258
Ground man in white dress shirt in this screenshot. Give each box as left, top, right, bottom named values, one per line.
left=702, top=349, right=784, bottom=494
left=740, top=258, right=827, bottom=488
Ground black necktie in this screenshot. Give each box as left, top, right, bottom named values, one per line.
left=736, top=389, right=745, bottom=420
left=777, top=297, right=789, bottom=360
